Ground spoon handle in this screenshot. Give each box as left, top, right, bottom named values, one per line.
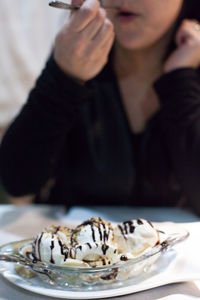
left=49, top=1, right=81, bottom=10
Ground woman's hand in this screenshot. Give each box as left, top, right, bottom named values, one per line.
left=54, top=0, right=114, bottom=82
left=164, top=19, right=200, bottom=73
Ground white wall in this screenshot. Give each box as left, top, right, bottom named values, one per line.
left=0, top=0, right=67, bottom=140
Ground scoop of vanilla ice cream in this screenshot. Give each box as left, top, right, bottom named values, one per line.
left=33, top=225, right=72, bottom=265
left=71, top=217, right=114, bottom=246
left=113, top=219, right=160, bottom=256
left=70, top=217, right=116, bottom=263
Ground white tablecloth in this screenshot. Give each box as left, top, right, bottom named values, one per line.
left=0, top=205, right=200, bottom=300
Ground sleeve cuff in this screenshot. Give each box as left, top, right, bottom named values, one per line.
left=45, top=55, right=92, bottom=103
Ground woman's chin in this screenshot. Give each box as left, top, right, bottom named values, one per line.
left=115, top=33, right=145, bottom=51
left=115, top=39, right=142, bottom=51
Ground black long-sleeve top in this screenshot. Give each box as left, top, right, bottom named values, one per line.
left=1, top=55, right=200, bottom=214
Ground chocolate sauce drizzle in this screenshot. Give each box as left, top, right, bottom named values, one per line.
left=50, top=240, right=55, bottom=264
left=120, top=255, right=128, bottom=261
left=118, top=221, right=135, bottom=238
left=32, top=252, right=38, bottom=263
left=102, top=223, right=109, bottom=242
left=37, top=233, right=43, bottom=261
left=123, top=222, right=128, bottom=234
left=148, top=221, right=153, bottom=228
left=58, top=239, right=64, bottom=255
left=87, top=242, right=92, bottom=249
left=55, top=226, right=61, bottom=233
left=102, top=244, right=109, bottom=255
left=137, top=219, right=143, bottom=225
left=91, top=223, right=96, bottom=243
left=118, top=224, right=127, bottom=239
left=123, top=221, right=135, bottom=234
left=25, top=250, right=38, bottom=264
left=119, top=219, right=144, bottom=238
left=58, top=239, right=69, bottom=261
left=98, top=225, right=103, bottom=241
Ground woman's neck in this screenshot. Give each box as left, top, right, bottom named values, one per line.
left=112, top=32, right=173, bottom=133
left=113, top=31, right=173, bottom=82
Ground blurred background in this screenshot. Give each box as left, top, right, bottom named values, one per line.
left=0, top=0, right=68, bottom=203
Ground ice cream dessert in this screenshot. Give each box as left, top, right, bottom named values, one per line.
left=33, top=225, right=71, bottom=265
left=31, top=217, right=160, bottom=268
left=70, top=217, right=119, bottom=265
left=113, top=219, right=160, bottom=256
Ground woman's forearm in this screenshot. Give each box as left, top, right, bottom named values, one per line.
left=0, top=56, right=92, bottom=196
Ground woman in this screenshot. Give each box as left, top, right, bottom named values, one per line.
left=1, top=0, right=200, bottom=213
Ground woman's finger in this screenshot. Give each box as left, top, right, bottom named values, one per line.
left=99, top=30, right=115, bottom=54
left=69, top=0, right=100, bottom=32
left=91, top=18, right=114, bottom=45
left=175, top=19, right=200, bottom=46
left=81, top=8, right=106, bottom=40
left=86, top=21, right=114, bottom=58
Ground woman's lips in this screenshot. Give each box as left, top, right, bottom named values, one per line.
left=116, top=10, right=139, bottom=23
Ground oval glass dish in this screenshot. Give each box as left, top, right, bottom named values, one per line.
left=0, top=226, right=189, bottom=290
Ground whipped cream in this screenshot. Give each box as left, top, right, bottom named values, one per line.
left=71, top=217, right=114, bottom=245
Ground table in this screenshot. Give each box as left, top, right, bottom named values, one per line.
left=0, top=204, right=200, bottom=300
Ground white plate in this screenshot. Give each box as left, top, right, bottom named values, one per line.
left=0, top=223, right=196, bottom=299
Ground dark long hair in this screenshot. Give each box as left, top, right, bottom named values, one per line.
left=166, top=0, right=200, bottom=58
left=181, top=0, right=200, bottom=20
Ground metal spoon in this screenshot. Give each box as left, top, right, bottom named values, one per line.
left=49, top=1, right=81, bottom=9
left=0, top=253, right=57, bottom=280
left=49, top=0, right=115, bottom=9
